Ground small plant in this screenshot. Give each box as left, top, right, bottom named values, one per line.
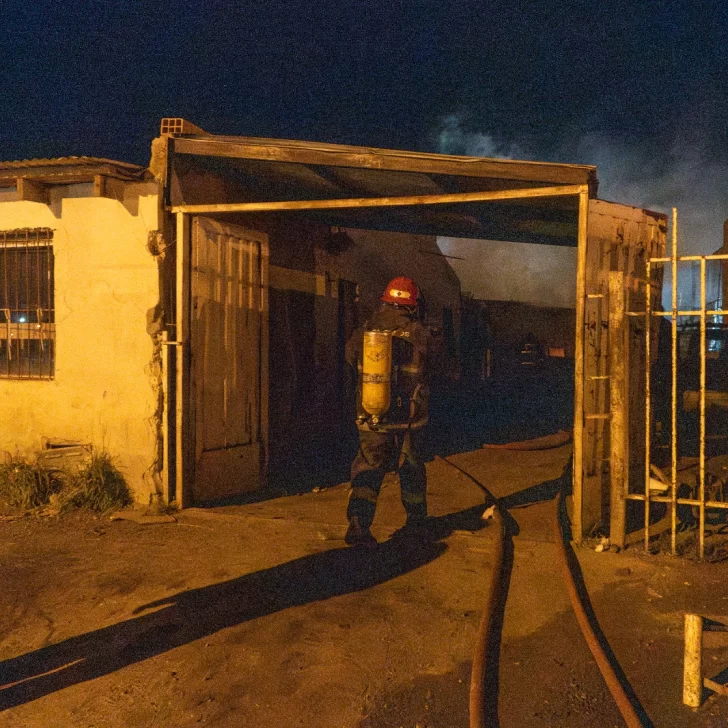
left=0, top=457, right=62, bottom=509
left=60, top=452, right=132, bottom=512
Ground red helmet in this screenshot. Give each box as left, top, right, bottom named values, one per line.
left=381, top=276, right=420, bottom=306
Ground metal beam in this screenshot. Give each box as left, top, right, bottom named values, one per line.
left=169, top=184, right=587, bottom=215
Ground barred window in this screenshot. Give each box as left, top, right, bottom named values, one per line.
left=0, top=229, right=55, bottom=379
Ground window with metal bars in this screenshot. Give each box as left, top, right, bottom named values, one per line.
left=0, top=229, right=55, bottom=379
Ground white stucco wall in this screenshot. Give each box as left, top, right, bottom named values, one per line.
left=0, top=193, right=161, bottom=503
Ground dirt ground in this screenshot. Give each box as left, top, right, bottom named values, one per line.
left=2, top=444, right=728, bottom=727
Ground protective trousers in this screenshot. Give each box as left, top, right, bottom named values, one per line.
left=347, top=428, right=427, bottom=529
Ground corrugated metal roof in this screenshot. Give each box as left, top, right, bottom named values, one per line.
left=0, top=156, right=145, bottom=171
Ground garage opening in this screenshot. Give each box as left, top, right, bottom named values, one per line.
left=158, top=122, right=665, bottom=543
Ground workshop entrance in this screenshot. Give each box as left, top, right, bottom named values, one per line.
left=161, top=120, right=662, bottom=526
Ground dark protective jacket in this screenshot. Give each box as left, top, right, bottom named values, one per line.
left=346, top=304, right=429, bottom=431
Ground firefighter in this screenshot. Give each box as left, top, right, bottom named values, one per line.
left=344, top=276, right=430, bottom=547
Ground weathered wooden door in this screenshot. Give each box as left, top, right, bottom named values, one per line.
left=191, top=218, right=268, bottom=502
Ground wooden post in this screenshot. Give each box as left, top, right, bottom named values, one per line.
left=16, top=177, right=50, bottom=204
left=699, top=257, right=706, bottom=560
left=644, top=259, right=653, bottom=553
left=572, top=188, right=589, bottom=542
left=684, top=614, right=703, bottom=708
left=609, top=272, right=627, bottom=548
left=671, top=209, right=679, bottom=555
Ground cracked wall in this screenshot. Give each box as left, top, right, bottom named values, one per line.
left=0, top=193, right=162, bottom=503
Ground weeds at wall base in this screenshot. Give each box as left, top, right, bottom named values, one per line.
left=0, top=457, right=61, bottom=510
left=0, top=451, right=132, bottom=515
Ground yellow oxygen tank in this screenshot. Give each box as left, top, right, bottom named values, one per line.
left=361, top=330, right=392, bottom=423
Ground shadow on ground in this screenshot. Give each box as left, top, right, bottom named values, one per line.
left=0, top=505, right=495, bottom=711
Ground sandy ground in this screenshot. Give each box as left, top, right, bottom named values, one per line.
left=1, top=444, right=728, bottom=727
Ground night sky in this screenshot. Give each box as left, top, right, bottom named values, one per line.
left=2, top=0, right=727, bottom=250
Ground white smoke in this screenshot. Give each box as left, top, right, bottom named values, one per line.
left=437, top=114, right=728, bottom=256
left=564, top=133, right=728, bottom=256
left=438, top=113, right=526, bottom=161
left=436, top=114, right=728, bottom=310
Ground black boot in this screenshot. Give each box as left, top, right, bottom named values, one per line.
left=345, top=516, right=377, bottom=547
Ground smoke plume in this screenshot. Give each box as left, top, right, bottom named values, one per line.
left=437, top=114, right=728, bottom=310
left=438, top=113, right=728, bottom=255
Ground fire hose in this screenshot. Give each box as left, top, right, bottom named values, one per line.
left=437, top=450, right=650, bottom=728
left=552, top=489, right=647, bottom=728
left=434, top=455, right=505, bottom=728
left=468, top=494, right=505, bottom=728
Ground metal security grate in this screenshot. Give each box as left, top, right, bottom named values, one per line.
left=0, top=228, right=55, bottom=379
left=619, top=209, right=728, bottom=559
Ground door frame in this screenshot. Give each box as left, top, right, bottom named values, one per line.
left=171, top=212, right=269, bottom=507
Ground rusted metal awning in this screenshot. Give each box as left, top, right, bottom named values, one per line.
left=160, top=126, right=597, bottom=247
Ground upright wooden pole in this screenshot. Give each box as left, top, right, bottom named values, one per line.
left=683, top=614, right=703, bottom=708
left=699, top=257, right=706, bottom=560
left=609, top=272, right=627, bottom=548
left=572, top=188, right=590, bottom=542
left=644, top=259, right=652, bottom=553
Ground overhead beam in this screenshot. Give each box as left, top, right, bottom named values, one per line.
left=16, top=177, right=50, bottom=204
left=304, top=161, right=449, bottom=235
left=93, top=174, right=126, bottom=202
left=172, top=136, right=596, bottom=188
left=170, top=184, right=588, bottom=215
